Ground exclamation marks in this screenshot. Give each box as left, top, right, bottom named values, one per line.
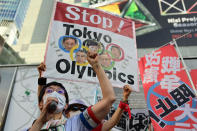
left=148, top=110, right=166, bottom=128
left=117, top=20, right=124, bottom=32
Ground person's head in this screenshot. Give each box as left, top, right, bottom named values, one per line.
left=111, top=46, right=121, bottom=59
left=64, top=99, right=88, bottom=118
left=85, top=39, right=100, bottom=53
left=76, top=49, right=87, bottom=64
left=62, top=37, right=77, bottom=51
left=38, top=82, right=69, bottom=113
left=99, top=52, right=112, bottom=68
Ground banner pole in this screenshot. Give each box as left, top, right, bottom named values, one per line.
left=173, top=31, right=192, bottom=41
left=141, top=32, right=192, bottom=56
left=156, top=31, right=192, bottom=50
left=173, top=39, right=197, bottom=97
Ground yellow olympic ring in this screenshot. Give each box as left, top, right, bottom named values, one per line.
left=70, top=45, right=89, bottom=66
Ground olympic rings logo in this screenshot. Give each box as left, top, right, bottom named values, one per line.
left=59, top=36, right=125, bottom=70
left=58, top=35, right=82, bottom=53
left=70, top=45, right=89, bottom=66
left=106, top=43, right=125, bottom=62
left=101, top=50, right=115, bottom=70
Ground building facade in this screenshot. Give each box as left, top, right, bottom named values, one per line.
left=0, top=0, right=30, bottom=30
left=0, top=0, right=30, bottom=45
left=11, top=0, right=89, bottom=64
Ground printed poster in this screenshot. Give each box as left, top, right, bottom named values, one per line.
left=44, top=2, right=139, bottom=91
left=139, top=44, right=197, bottom=131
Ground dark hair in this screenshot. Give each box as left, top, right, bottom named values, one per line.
left=63, top=37, right=77, bottom=44
left=83, top=39, right=99, bottom=47
left=77, top=49, right=87, bottom=54
left=38, top=81, right=69, bottom=104
left=65, top=103, right=88, bottom=113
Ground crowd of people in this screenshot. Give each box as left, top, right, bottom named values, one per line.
left=24, top=49, right=136, bottom=131
left=23, top=37, right=154, bottom=130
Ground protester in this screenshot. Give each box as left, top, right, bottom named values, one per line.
left=38, top=64, right=88, bottom=119
left=64, top=99, right=88, bottom=119
left=28, top=50, right=116, bottom=131
left=62, top=37, right=77, bottom=51
left=93, top=85, right=132, bottom=131
left=64, top=85, right=132, bottom=131
left=37, top=62, right=47, bottom=100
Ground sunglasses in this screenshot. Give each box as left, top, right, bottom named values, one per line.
left=70, top=106, right=87, bottom=112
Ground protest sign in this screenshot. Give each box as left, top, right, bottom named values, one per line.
left=190, top=69, right=197, bottom=89
left=44, top=1, right=138, bottom=91
left=139, top=44, right=197, bottom=130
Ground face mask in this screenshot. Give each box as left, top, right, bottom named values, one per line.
left=69, top=110, right=81, bottom=118
left=43, top=91, right=66, bottom=113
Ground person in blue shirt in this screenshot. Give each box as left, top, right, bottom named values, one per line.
left=28, top=50, right=116, bottom=131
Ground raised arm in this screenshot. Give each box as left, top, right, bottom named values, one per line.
left=87, top=51, right=116, bottom=121
left=37, top=62, right=46, bottom=96
left=102, top=85, right=132, bottom=131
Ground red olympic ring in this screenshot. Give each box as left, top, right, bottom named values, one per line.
left=106, top=43, right=125, bottom=62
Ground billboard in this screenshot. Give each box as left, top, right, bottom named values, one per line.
left=137, top=0, right=197, bottom=48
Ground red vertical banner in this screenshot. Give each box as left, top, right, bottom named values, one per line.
left=139, top=44, right=197, bottom=131
left=190, top=69, right=197, bottom=89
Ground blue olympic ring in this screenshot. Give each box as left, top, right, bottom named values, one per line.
left=58, top=35, right=82, bottom=53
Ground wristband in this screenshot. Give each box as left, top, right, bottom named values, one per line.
left=121, top=99, right=128, bottom=104
left=119, top=101, right=131, bottom=119
left=119, top=101, right=127, bottom=110
left=38, top=77, right=47, bottom=85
